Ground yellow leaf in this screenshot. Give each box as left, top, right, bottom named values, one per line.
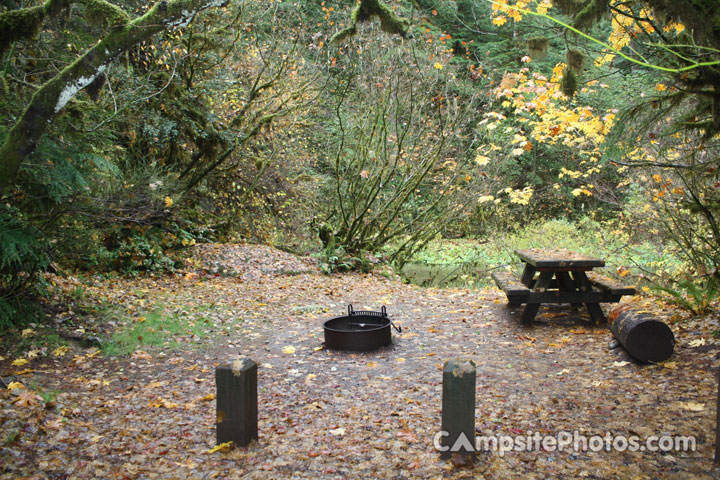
left=282, top=346, right=296, bottom=354
left=689, top=338, right=706, bottom=347
left=7, top=381, right=25, bottom=391
left=201, top=393, right=216, bottom=401
left=208, top=441, right=234, bottom=453
left=492, top=15, right=507, bottom=26
left=655, top=83, right=667, bottom=92
left=149, top=398, right=179, bottom=409
left=21, top=328, right=35, bottom=338
left=434, top=62, right=443, bottom=70
left=164, top=196, right=173, bottom=208
left=53, top=346, right=69, bottom=357
left=678, top=402, right=704, bottom=412
left=474, top=155, right=490, bottom=166
left=11, top=358, right=28, bottom=366
left=652, top=174, right=662, bottom=182
left=86, top=348, right=101, bottom=358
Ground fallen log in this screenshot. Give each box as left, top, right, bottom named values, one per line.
left=608, top=304, right=674, bottom=363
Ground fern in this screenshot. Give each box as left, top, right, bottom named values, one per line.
left=653, top=277, right=720, bottom=316
left=22, top=136, right=120, bottom=203
left=0, top=205, right=50, bottom=327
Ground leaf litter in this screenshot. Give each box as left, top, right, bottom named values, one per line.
left=1, top=243, right=719, bottom=479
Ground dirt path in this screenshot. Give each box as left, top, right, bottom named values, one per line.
left=1, top=244, right=719, bottom=479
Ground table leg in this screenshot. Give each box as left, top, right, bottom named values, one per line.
left=585, top=302, right=607, bottom=324
left=556, top=271, right=582, bottom=308
left=519, top=271, right=553, bottom=325
left=572, top=271, right=606, bottom=324
left=570, top=270, right=592, bottom=291
left=520, top=264, right=536, bottom=287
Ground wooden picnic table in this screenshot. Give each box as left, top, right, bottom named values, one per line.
left=491, top=248, right=636, bottom=325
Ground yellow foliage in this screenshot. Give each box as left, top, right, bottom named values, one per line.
left=492, top=15, right=508, bottom=26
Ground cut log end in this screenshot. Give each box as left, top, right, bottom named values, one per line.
left=625, top=320, right=675, bottom=363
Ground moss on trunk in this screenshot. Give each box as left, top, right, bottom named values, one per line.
left=331, top=0, right=410, bottom=43
left=0, top=6, right=46, bottom=54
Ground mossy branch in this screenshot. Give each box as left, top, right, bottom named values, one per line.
left=0, top=0, right=229, bottom=190
left=81, top=0, right=130, bottom=27
left=331, top=0, right=410, bottom=43
left=0, top=0, right=129, bottom=54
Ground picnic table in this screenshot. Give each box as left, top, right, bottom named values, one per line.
left=491, top=248, right=636, bottom=325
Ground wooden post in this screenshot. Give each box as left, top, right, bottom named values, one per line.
left=216, top=357, right=258, bottom=447
left=441, top=359, right=476, bottom=457
left=715, top=368, right=720, bottom=464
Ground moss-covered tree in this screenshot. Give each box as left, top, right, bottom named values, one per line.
left=0, top=0, right=228, bottom=190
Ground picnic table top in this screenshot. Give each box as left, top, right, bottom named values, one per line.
left=514, top=248, right=605, bottom=269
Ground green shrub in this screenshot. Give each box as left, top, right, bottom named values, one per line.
left=0, top=205, right=50, bottom=329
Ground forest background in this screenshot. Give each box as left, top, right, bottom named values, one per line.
left=2, top=0, right=720, bottom=328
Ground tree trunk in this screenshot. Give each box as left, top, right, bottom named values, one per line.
left=0, top=0, right=227, bottom=190
left=608, top=304, right=675, bottom=363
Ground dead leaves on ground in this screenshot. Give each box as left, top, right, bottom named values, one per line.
left=1, top=243, right=719, bottom=479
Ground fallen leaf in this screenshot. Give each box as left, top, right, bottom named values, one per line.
left=7, top=381, right=25, bottom=391
left=678, top=402, right=704, bottom=412
left=53, top=346, right=69, bottom=357
left=12, top=390, right=41, bottom=407
left=282, top=346, right=296, bottom=355
left=612, top=361, right=630, bottom=367
left=11, top=358, right=28, bottom=366
left=329, top=427, right=346, bottom=436
left=149, top=398, right=179, bottom=409
left=208, top=441, right=233, bottom=453
left=689, top=338, right=706, bottom=347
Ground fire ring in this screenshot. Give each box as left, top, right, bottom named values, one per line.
left=323, top=305, right=401, bottom=352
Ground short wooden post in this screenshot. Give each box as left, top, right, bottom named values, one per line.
left=441, top=359, right=476, bottom=457
left=216, top=357, right=258, bottom=447
left=715, top=368, right=720, bottom=464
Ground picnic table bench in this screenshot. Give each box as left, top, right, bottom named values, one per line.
left=492, top=248, right=636, bottom=325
